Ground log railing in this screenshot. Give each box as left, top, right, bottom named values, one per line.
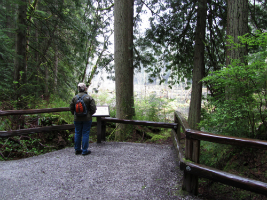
left=0, top=108, right=96, bottom=137
left=1, top=108, right=267, bottom=195
left=173, top=110, right=267, bottom=196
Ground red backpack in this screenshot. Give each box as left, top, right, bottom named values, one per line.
left=74, top=94, right=88, bottom=117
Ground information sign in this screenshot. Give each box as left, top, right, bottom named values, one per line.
left=93, top=106, right=110, bottom=117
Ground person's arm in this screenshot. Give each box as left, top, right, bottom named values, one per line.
left=89, top=97, right=96, bottom=115
left=69, top=97, right=75, bottom=115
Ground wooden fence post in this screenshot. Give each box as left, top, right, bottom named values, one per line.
left=97, top=117, right=102, bottom=143
left=174, top=112, right=181, bottom=143
left=101, top=118, right=106, bottom=141
left=183, top=130, right=200, bottom=195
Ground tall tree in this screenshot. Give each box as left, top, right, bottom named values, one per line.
left=226, top=0, right=248, bottom=99
left=13, top=0, right=27, bottom=105
left=188, top=0, right=207, bottom=130
left=135, top=0, right=227, bottom=96
left=0, top=0, right=115, bottom=104
left=226, top=0, right=248, bottom=65
left=114, top=0, right=135, bottom=140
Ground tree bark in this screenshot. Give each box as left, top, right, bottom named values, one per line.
left=226, top=0, right=248, bottom=99
left=35, top=20, right=40, bottom=92
left=114, top=0, right=135, bottom=140
left=13, top=0, right=27, bottom=104
left=226, top=0, right=248, bottom=66
left=188, top=0, right=207, bottom=130
left=54, top=43, right=58, bottom=92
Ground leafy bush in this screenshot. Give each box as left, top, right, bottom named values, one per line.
left=40, top=95, right=74, bottom=124
left=200, top=31, right=267, bottom=138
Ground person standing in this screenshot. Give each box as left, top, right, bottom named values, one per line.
left=70, top=83, right=96, bottom=155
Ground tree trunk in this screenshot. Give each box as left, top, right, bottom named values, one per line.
left=226, top=0, right=248, bottom=65
left=188, top=0, right=207, bottom=130
left=226, top=0, right=248, bottom=99
left=35, top=19, right=40, bottom=95
left=5, top=0, right=16, bottom=41
left=54, top=39, right=58, bottom=92
left=114, top=0, right=135, bottom=141
left=45, top=64, right=49, bottom=101
left=13, top=0, right=27, bottom=105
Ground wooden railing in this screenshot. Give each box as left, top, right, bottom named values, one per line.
left=0, top=108, right=96, bottom=137
left=173, top=110, right=267, bottom=196
left=0, top=107, right=177, bottom=142
left=1, top=108, right=267, bottom=195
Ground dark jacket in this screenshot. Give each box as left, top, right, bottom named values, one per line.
left=70, top=92, right=96, bottom=121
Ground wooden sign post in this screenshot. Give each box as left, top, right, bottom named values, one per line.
left=92, top=106, right=110, bottom=143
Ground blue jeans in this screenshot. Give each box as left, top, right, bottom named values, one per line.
left=74, top=120, right=92, bottom=154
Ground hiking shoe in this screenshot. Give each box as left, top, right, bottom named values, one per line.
left=75, top=150, right=82, bottom=155
left=82, top=150, right=91, bottom=156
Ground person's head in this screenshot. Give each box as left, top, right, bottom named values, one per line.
left=78, top=83, right=87, bottom=92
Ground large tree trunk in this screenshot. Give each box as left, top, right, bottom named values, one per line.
left=13, top=0, right=27, bottom=105
left=5, top=0, right=16, bottom=42
left=226, top=0, right=248, bottom=99
left=54, top=44, right=58, bottom=92
left=35, top=20, right=40, bottom=94
left=114, top=0, right=135, bottom=141
left=226, top=0, right=248, bottom=65
left=44, top=64, right=49, bottom=101
left=188, top=0, right=207, bottom=130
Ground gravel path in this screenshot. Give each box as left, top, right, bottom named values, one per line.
left=0, top=142, right=201, bottom=200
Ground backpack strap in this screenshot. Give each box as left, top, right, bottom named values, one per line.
left=76, top=94, right=87, bottom=99
left=81, top=94, right=87, bottom=99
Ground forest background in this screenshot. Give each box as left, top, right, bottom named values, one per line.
left=1, top=0, right=267, bottom=199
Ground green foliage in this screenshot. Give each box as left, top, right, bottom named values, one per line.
left=91, top=90, right=116, bottom=120
left=0, top=118, right=11, bottom=131
left=91, top=90, right=176, bottom=123
left=134, top=0, right=227, bottom=88
left=200, top=141, right=232, bottom=168
left=150, top=130, right=170, bottom=142
left=134, top=94, right=174, bottom=122
left=0, top=113, right=73, bottom=161
left=40, top=95, right=74, bottom=124
left=0, top=0, right=114, bottom=107
left=200, top=31, right=267, bottom=138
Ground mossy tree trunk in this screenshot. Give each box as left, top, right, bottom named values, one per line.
left=188, top=0, right=207, bottom=130
left=225, top=0, right=248, bottom=100
left=226, top=0, right=248, bottom=65
left=114, top=0, right=135, bottom=141
left=13, top=0, right=27, bottom=107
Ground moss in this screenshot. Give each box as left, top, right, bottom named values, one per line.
left=151, top=134, right=168, bottom=142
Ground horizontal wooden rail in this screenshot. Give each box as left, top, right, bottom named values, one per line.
left=186, top=129, right=267, bottom=150
left=0, top=108, right=69, bottom=116
left=180, top=160, right=267, bottom=196
left=174, top=110, right=267, bottom=196
left=174, top=111, right=190, bottom=131
left=0, top=122, right=97, bottom=138
left=102, top=117, right=177, bottom=129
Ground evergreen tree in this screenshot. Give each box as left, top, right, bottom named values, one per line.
left=188, top=0, right=207, bottom=130
left=114, top=0, right=135, bottom=140
left=0, top=0, right=114, bottom=107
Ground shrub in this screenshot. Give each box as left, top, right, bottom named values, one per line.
left=200, top=31, right=267, bottom=138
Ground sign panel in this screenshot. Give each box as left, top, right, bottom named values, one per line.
left=92, top=106, right=110, bottom=117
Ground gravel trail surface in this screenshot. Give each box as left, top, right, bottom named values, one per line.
left=0, top=142, right=201, bottom=200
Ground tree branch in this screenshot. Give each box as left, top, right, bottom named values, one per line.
left=97, top=3, right=114, bottom=11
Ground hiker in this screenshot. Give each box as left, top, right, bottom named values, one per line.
left=70, top=83, right=96, bottom=155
